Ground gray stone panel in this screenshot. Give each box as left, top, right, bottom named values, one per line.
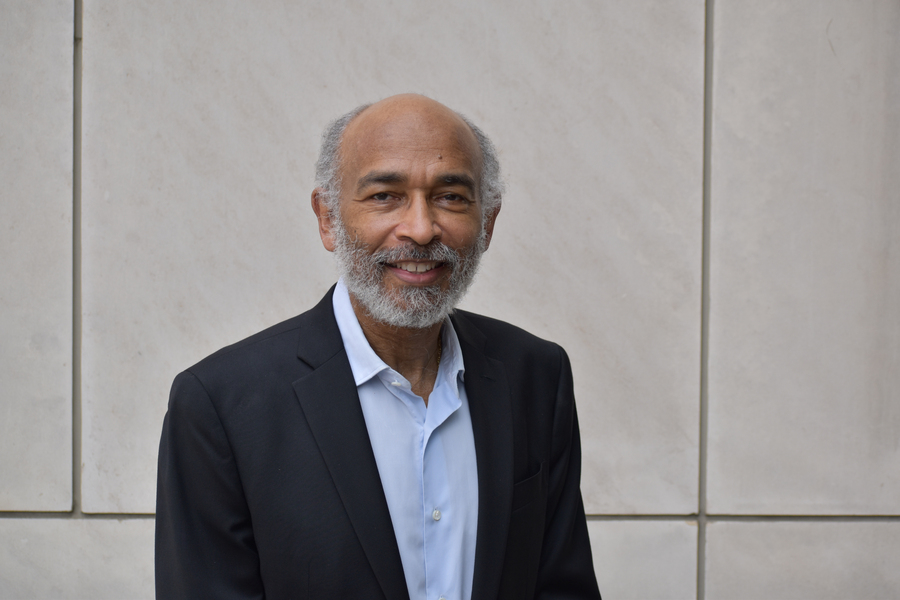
left=706, top=521, right=900, bottom=599
left=0, top=518, right=154, bottom=599
left=708, top=0, right=900, bottom=514
left=81, top=0, right=704, bottom=513
left=588, top=520, right=697, bottom=599
left=0, top=0, right=73, bottom=511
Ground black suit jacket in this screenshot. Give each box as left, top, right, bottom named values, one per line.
left=156, top=287, right=600, bottom=599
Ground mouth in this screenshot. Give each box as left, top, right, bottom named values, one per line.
left=387, top=261, right=442, bottom=273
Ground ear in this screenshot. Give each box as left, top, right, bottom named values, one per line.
left=311, top=188, right=336, bottom=252
left=481, top=204, right=501, bottom=251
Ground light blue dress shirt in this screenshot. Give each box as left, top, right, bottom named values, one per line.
left=332, top=280, right=478, bottom=600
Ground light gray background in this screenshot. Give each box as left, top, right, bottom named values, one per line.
left=1, top=0, right=898, bottom=598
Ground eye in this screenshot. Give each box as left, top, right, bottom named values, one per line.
left=371, top=192, right=394, bottom=202
left=437, top=193, right=469, bottom=204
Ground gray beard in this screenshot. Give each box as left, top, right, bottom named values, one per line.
left=331, top=216, right=487, bottom=329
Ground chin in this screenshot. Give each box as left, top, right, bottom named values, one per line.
left=360, top=285, right=456, bottom=330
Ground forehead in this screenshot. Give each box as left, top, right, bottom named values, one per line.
left=339, top=104, right=483, bottom=179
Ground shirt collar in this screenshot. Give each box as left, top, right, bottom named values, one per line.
left=332, top=279, right=465, bottom=388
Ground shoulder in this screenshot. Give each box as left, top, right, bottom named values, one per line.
left=191, top=312, right=305, bottom=374
left=451, top=308, right=568, bottom=369
left=173, top=288, right=341, bottom=403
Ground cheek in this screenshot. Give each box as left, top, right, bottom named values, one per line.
left=341, top=214, right=396, bottom=247
left=446, top=219, right=484, bottom=248
left=345, top=227, right=382, bottom=252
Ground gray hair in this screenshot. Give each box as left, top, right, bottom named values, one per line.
left=314, top=102, right=504, bottom=218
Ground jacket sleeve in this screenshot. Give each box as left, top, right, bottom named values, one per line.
left=155, top=370, right=265, bottom=600
left=535, top=347, right=602, bottom=599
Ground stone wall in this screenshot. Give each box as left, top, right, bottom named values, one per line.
left=2, top=1, right=898, bottom=597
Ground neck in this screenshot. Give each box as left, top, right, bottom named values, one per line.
left=350, top=294, right=443, bottom=405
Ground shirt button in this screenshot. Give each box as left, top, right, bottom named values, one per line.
left=390, top=381, right=402, bottom=387
left=432, top=508, right=442, bottom=521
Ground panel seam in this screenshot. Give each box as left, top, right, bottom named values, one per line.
left=698, top=0, right=716, bottom=598
left=72, top=0, right=84, bottom=519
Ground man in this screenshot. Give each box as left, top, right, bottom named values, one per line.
left=156, top=94, right=601, bottom=599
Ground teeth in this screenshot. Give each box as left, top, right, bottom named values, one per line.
left=394, top=261, right=437, bottom=273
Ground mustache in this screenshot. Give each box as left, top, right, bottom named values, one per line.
left=370, top=242, right=460, bottom=266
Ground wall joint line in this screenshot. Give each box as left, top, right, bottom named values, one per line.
left=698, top=0, right=715, bottom=598
left=72, top=0, right=84, bottom=519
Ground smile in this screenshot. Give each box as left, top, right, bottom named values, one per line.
left=389, top=261, right=440, bottom=273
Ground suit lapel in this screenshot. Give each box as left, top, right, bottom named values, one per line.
left=292, top=289, right=409, bottom=600
left=453, top=312, right=515, bottom=600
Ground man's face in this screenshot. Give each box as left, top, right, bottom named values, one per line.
left=315, top=96, right=498, bottom=329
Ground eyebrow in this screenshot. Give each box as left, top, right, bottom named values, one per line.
left=355, top=171, right=478, bottom=195
left=356, top=171, right=406, bottom=193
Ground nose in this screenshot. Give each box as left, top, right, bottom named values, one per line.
left=396, top=195, right=441, bottom=246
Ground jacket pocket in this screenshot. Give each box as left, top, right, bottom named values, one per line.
left=498, top=462, right=549, bottom=599
left=511, top=461, right=548, bottom=513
